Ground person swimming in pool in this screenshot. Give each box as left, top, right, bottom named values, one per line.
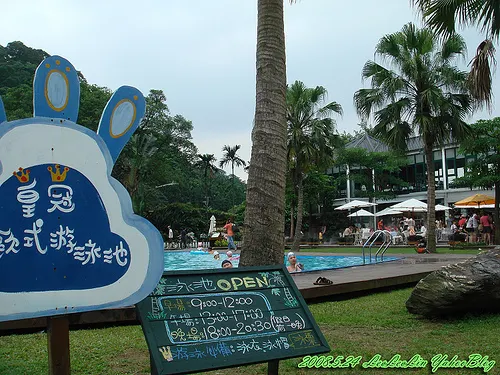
left=286, top=252, right=303, bottom=273
left=226, top=250, right=239, bottom=261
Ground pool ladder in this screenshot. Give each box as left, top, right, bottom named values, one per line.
left=361, top=230, right=392, bottom=264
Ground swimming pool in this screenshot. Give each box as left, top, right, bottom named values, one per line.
left=163, top=251, right=398, bottom=272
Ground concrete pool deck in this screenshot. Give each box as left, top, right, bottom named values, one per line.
left=0, top=252, right=476, bottom=332
left=291, top=252, right=475, bottom=299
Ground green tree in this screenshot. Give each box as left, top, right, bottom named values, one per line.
left=286, top=81, right=342, bottom=252
left=414, top=0, right=498, bottom=107
left=219, top=145, right=246, bottom=206
left=121, top=133, right=159, bottom=215
left=334, top=147, right=408, bottom=201
left=0, top=41, right=48, bottom=92
left=354, top=23, right=474, bottom=252
left=78, top=82, right=112, bottom=131
left=196, top=153, right=218, bottom=207
left=1, top=84, right=32, bottom=120
left=453, top=117, right=500, bottom=244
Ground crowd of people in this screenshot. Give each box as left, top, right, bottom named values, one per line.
left=449, top=212, right=494, bottom=245
left=341, top=217, right=428, bottom=247
left=339, top=210, right=495, bottom=247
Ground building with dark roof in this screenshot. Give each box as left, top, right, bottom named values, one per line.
left=329, top=133, right=493, bottom=209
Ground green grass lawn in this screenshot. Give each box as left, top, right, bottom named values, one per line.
left=1, top=288, right=498, bottom=375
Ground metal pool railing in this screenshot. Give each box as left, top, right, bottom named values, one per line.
left=361, top=230, right=392, bottom=264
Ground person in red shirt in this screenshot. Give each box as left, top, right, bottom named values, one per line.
left=480, top=213, right=492, bottom=245
left=377, top=219, right=384, bottom=230
left=223, top=219, right=236, bottom=250
left=458, top=215, right=467, bottom=229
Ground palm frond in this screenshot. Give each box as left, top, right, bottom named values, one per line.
left=440, top=33, right=467, bottom=60
left=468, top=39, right=496, bottom=108
left=415, top=0, right=500, bottom=39
left=318, top=101, right=343, bottom=117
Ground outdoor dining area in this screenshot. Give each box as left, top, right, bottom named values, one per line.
left=335, top=194, right=496, bottom=247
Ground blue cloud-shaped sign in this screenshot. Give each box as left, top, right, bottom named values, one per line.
left=0, top=56, right=164, bottom=322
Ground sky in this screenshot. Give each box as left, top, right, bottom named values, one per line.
left=2, top=1, right=499, bottom=180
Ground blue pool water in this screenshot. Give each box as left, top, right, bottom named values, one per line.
left=164, top=251, right=398, bottom=272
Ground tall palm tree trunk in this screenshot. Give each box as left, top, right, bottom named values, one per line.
left=494, top=182, right=500, bottom=245
left=290, top=207, right=294, bottom=238
left=425, top=146, right=437, bottom=252
left=231, top=162, right=235, bottom=207
left=240, top=0, right=287, bottom=266
left=292, top=179, right=304, bottom=253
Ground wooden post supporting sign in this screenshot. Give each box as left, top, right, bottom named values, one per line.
left=47, top=316, right=70, bottom=375
left=268, top=360, right=280, bottom=375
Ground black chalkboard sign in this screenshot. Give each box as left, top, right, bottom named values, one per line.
left=136, top=265, right=330, bottom=375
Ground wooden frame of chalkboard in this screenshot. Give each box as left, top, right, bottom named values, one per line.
left=136, top=265, right=330, bottom=375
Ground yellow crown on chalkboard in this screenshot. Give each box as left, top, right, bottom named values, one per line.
left=13, top=167, right=30, bottom=183
left=47, top=164, right=70, bottom=182
left=159, top=346, right=173, bottom=361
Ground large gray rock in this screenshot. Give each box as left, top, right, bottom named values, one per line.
left=406, top=249, right=500, bottom=317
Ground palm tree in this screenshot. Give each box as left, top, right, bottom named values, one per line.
left=287, top=81, right=342, bottom=252
left=413, top=0, right=497, bottom=107
left=354, top=23, right=474, bottom=252
left=240, top=0, right=296, bottom=267
left=196, top=153, right=218, bottom=207
left=219, top=145, right=246, bottom=206
left=123, top=133, right=159, bottom=215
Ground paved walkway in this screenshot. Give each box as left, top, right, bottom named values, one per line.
left=290, top=252, right=475, bottom=299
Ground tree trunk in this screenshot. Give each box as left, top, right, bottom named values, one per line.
left=425, top=146, right=437, bottom=253
left=289, top=206, right=294, bottom=238
left=494, top=181, right=500, bottom=245
left=292, top=179, right=304, bottom=253
left=231, top=162, right=235, bottom=207
left=240, top=0, right=287, bottom=266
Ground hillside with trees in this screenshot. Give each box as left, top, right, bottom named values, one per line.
left=0, top=41, right=247, bottom=240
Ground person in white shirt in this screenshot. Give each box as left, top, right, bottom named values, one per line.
left=450, top=222, right=458, bottom=233
left=167, top=225, right=174, bottom=247
left=407, top=217, right=415, bottom=228
left=420, top=225, right=427, bottom=237
left=466, top=215, right=476, bottom=242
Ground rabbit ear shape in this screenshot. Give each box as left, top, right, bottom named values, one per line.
left=97, top=86, right=146, bottom=164
left=0, top=96, right=6, bottom=124
left=33, top=55, right=80, bottom=122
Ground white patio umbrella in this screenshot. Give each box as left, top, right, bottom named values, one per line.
left=435, top=204, right=452, bottom=211
left=208, top=215, right=216, bottom=235
left=377, top=207, right=403, bottom=216
left=390, top=198, right=427, bottom=212
left=347, top=209, right=375, bottom=217
left=335, top=200, right=377, bottom=210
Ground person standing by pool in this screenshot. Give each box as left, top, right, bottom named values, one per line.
left=167, top=225, right=174, bottom=247
left=480, top=212, right=492, bottom=245
left=180, top=228, right=187, bottom=249
left=223, top=219, right=236, bottom=250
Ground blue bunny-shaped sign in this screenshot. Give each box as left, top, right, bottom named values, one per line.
left=0, top=56, right=164, bottom=322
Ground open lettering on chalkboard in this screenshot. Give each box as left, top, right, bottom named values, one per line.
left=136, top=265, right=330, bottom=375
